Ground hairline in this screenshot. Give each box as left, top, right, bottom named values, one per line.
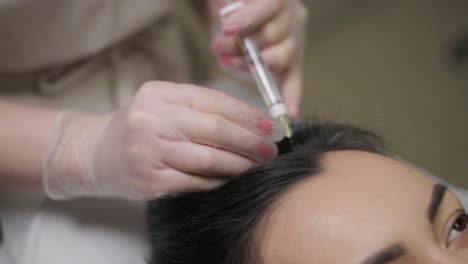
left=250, top=150, right=388, bottom=264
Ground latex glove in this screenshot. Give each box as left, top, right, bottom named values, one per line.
left=210, top=0, right=308, bottom=119
left=43, top=82, right=284, bottom=200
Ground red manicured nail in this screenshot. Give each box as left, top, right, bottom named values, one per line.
left=219, top=56, right=233, bottom=66
left=258, top=143, right=274, bottom=159
left=223, top=23, right=242, bottom=37
left=256, top=117, right=273, bottom=135
left=290, top=108, right=301, bottom=120
left=211, top=41, right=223, bottom=53
left=295, top=109, right=301, bottom=119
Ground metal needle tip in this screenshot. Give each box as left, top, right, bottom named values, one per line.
left=277, top=115, right=292, bottom=139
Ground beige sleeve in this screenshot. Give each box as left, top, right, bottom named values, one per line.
left=0, top=0, right=171, bottom=72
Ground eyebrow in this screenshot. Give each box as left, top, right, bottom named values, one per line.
left=361, top=244, right=406, bottom=264
left=360, top=184, right=447, bottom=264
left=427, top=183, right=447, bottom=224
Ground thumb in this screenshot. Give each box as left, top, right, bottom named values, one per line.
left=281, top=68, right=303, bottom=119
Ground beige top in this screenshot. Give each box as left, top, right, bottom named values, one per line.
left=0, top=3, right=210, bottom=263
left=0, top=0, right=171, bottom=73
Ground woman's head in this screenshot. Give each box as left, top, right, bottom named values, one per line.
left=147, top=120, right=468, bottom=264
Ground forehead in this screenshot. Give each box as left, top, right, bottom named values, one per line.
left=259, top=151, right=436, bottom=264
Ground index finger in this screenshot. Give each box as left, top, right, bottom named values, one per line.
left=164, top=83, right=285, bottom=142
left=281, top=67, right=303, bottom=119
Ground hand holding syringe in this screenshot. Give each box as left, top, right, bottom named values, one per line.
left=212, top=0, right=308, bottom=122
left=219, top=0, right=292, bottom=140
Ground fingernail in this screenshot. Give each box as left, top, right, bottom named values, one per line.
left=290, top=108, right=301, bottom=120
left=211, top=41, right=223, bottom=53
left=295, top=109, right=301, bottom=119
left=219, top=56, right=233, bottom=66
left=256, top=117, right=273, bottom=135
left=258, top=143, right=278, bottom=160
left=223, top=22, right=243, bottom=37
left=256, top=117, right=286, bottom=142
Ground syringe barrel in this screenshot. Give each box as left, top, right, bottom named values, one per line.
left=242, top=38, right=284, bottom=109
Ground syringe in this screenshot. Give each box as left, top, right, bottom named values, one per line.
left=219, top=1, right=293, bottom=140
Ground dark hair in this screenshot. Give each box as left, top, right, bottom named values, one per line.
left=147, top=119, right=385, bottom=264
left=0, top=218, right=3, bottom=246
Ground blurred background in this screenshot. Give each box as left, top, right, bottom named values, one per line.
left=301, top=0, right=468, bottom=188
left=180, top=0, right=468, bottom=188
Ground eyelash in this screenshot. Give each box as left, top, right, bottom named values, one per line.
left=447, top=211, right=468, bottom=244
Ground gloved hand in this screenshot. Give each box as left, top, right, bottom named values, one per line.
left=43, top=82, right=284, bottom=200
left=210, top=0, right=308, bottom=119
